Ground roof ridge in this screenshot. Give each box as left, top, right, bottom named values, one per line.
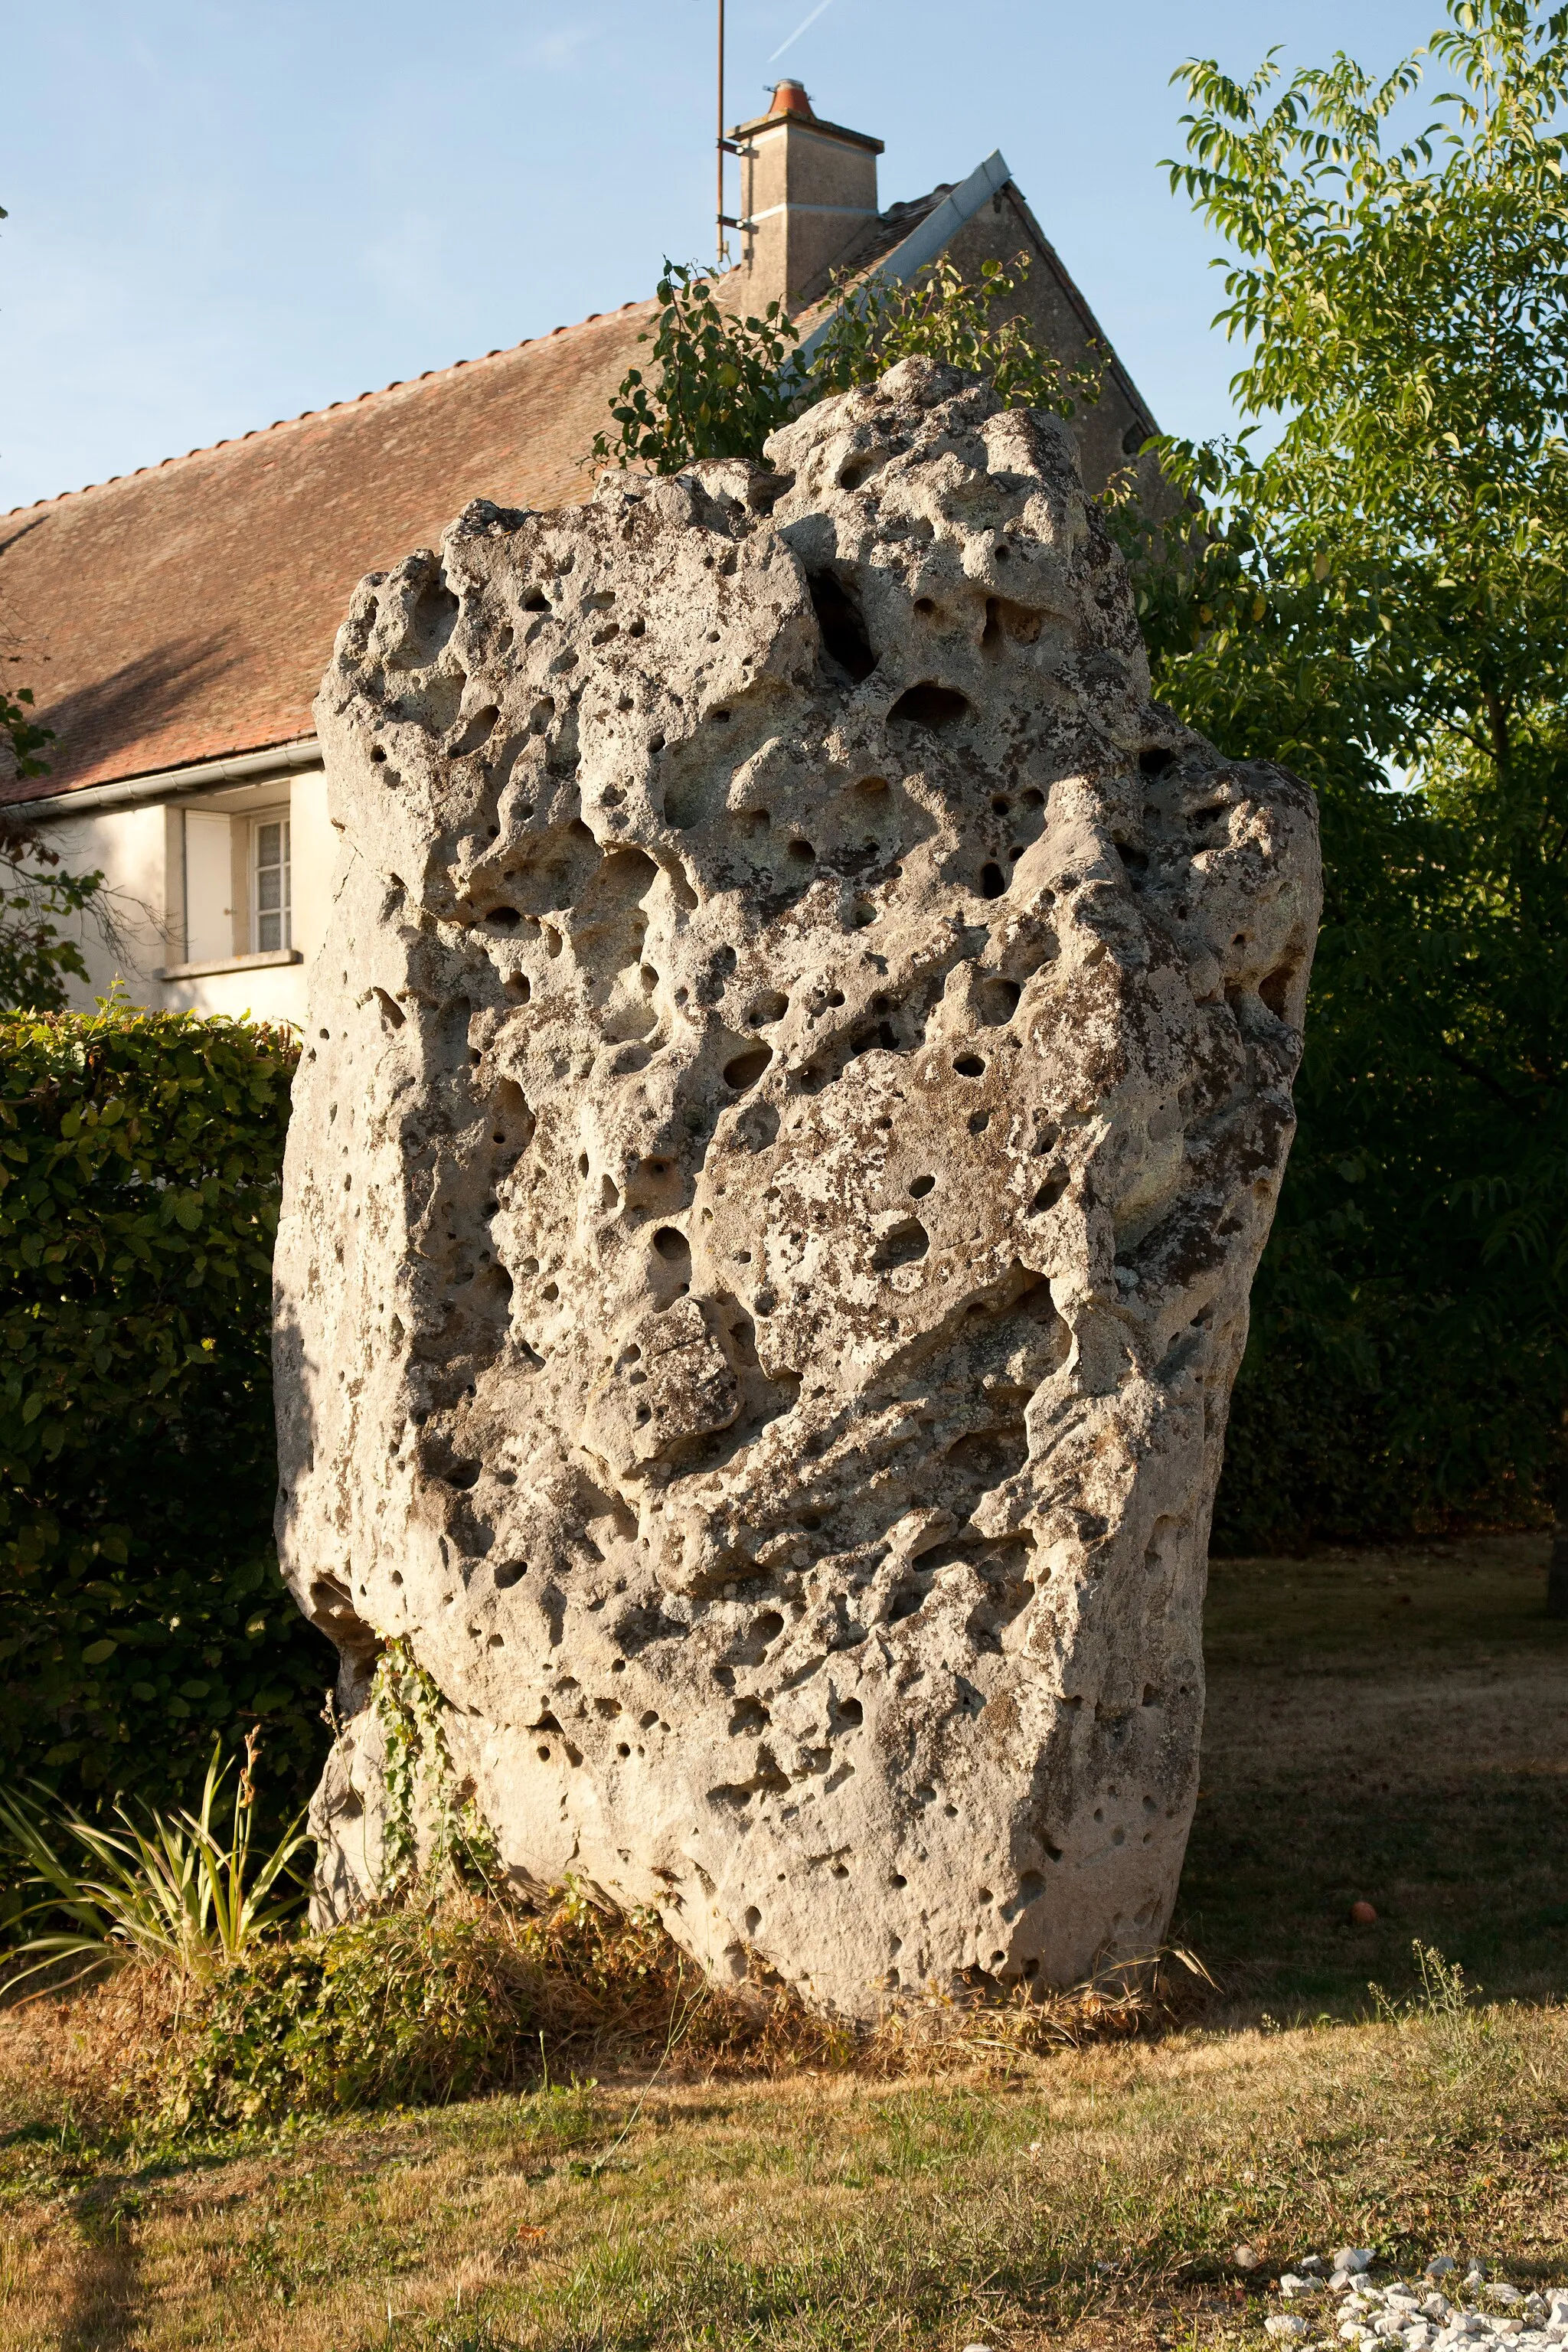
left=2, top=298, right=653, bottom=522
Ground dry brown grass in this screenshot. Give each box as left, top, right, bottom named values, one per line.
left=0, top=1884, right=1192, bottom=2148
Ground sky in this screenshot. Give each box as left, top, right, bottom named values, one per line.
left=2, top=0, right=1446, bottom=516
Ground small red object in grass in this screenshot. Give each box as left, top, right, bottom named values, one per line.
left=1350, top=1900, right=1378, bottom=1925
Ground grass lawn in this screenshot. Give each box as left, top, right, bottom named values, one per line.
left=2, top=1534, right=1563, bottom=2352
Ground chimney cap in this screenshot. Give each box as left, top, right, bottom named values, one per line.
left=730, top=83, right=884, bottom=152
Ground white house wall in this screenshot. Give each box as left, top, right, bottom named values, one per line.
left=34, top=760, right=332, bottom=1031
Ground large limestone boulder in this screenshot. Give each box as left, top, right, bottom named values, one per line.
left=276, top=358, right=1319, bottom=2015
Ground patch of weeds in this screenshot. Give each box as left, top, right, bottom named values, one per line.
left=166, top=1908, right=534, bottom=2127
left=163, top=1886, right=681, bottom=2128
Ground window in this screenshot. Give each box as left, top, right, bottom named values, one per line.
left=253, top=815, right=291, bottom=953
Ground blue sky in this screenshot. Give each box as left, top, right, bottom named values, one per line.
left=2, top=0, right=1442, bottom=514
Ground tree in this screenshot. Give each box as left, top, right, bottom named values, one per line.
left=1128, top=0, right=1568, bottom=1562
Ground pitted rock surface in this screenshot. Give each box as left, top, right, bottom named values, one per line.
left=276, top=357, right=1320, bottom=2015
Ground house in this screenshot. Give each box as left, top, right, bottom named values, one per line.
left=0, top=82, right=1160, bottom=1023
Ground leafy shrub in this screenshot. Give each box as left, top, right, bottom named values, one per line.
left=591, top=251, right=1092, bottom=476
left=0, top=1004, right=331, bottom=1818
left=808, top=251, right=1098, bottom=416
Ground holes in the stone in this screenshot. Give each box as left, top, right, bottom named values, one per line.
left=505, top=972, right=532, bottom=1002
left=1028, top=1170, right=1070, bottom=1215
left=743, top=1904, right=763, bottom=1934
left=1259, top=962, right=1296, bottom=1018
left=485, top=905, right=521, bottom=930
left=982, top=594, right=1047, bottom=652
left=976, top=976, right=1021, bottom=1026
left=787, top=838, right=816, bottom=864
left=745, top=990, right=789, bottom=1027
left=968, top=1108, right=991, bottom=1135
left=451, top=703, right=501, bottom=756
left=874, top=1218, right=929, bottom=1271
left=730, top=1697, right=770, bottom=1736
left=735, top=1099, right=780, bottom=1152
left=371, top=744, right=388, bottom=765
left=1138, top=746, right=1176, bottom=777
left=909, top=1173, right=936, bottom=1199
left=946, top=1424, right=1028, bottom=1482
left=494, top=1559, right=528, bottom=1589
left=409, top=578, right=460, bottom=661
left=914, top=596, right=937, bottom=616
left=840, top=443, right=890, bottom=492
left=855, top=775, right=890, bottom=802
left=837, top=1695, right=864, bottom=1726
left=1116, top=838, right=1150, bottom=880
left=807, top=569, right=877, bottom=681
left=652, top=1226, right=691, bottom=1265
left=752, top=1609, right=785, bottom=1645
left=953, top=1053, right=985, bottom=1078
left=372, top=987, right=405, bottom=1031
left=888, top=681, right=970, bottom=730
left=577, top=1152, right=590, bottom=1178
left=724, top=1044, right=772, bottom=1093
left=522, top=590, right=550, bottom=612
left=600, top=1174, right=619, bottom=1210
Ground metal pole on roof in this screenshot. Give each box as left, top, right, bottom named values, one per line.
left=717, top=0, right=728, bottom=269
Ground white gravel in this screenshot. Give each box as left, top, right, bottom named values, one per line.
left=1251, top=2252, right=1559, bottom=2352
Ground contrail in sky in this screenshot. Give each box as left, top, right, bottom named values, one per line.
left=768, top=0, right=837, bottom=64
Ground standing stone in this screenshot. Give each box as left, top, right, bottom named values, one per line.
left=275, top=358, right=1320, bottom=2016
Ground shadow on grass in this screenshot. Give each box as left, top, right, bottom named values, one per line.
left=1175, top=1531, right=1568, bottom=2017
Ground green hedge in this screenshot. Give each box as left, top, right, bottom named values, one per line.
left=0, top=1005, right=331, bottom=1818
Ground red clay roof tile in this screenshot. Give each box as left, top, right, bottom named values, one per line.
left=0, top=299, right=655, bottom=805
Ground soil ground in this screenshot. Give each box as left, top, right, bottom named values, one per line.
left=1180, top=1530, right=1568, bottom=2014
left=1, top=1534, right=1563, bottom=2352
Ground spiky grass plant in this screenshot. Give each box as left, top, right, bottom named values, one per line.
left=0, top=1727, right=309, bottom=1992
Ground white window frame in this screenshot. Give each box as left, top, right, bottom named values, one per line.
left=251, top=811, right=292, bottom=955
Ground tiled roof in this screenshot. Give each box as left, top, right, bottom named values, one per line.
left=0, top=300, right=658, bottom=805
left=0, top=173, right=1159, bottom=810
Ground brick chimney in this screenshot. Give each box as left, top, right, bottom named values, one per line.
left=730, top=80, right=883, bottom=312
